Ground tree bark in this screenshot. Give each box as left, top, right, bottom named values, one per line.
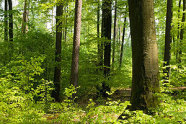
left=70, top=0, right=82, bottom=87
left=178, top=0, right=185, bottom=63
left=163, top=0, right=173, bottom=80
left=112, top=0, right=117, bottom=69
left=128, top=0, right=159, bottom=111
left=97, top=0, right=103, bottom=68
left=52, top=2, right=63, bottom=102
left=22, top=0, right=29, bottom=33
left=8, top=0, right=13, bottom=42
left=176, top=0, right=181, bottom=61
left=119, top=17, right=126, bottom=69
left=64, top=6, right=68, bottom=42
left=4, top=0, right=8, bottom=42
left=102, top=0, right=112, bottom=77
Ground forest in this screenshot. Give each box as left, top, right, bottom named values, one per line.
left=0, top=0, right=185, bottom=123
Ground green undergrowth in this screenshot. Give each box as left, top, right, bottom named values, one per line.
left=0, top=82, right=185, bottom=124
left=0, top=56, right=185, bottom=123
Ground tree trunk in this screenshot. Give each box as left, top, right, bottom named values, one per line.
left=70, top=0, right=82, bottom=87
left=128, top=0, right=159, bottom=111
left=178, top=0, right=185, bottom=63
left=102, top=0, right=112, bottom=77
left=64, top=6, right=68, bottom=42
left=176, top=0, right=181, bottom=61
left=119, top=17, right=126, bottom=69
left=4, top=0, right=8, bottom=42
left=118, top=22, right=120, bottom=44
left=52, top=2, right=63, bottom=102
left=97, top=0, right=103, bottom=69
left=112, top=0, right=117, bottom=69
left=8, top=0, right=13, bottom=42
left=163, top=0, right=173, bottom=80
left=22, top=0, right=28, bottom=33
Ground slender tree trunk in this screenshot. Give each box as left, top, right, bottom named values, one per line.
left=119, top=17, right=126, bottom=69
left=99, top=0, right=112, bottom=97
left=8, top=0, right=13, bottom=60
left=4, top=0, right=8, bottom=42
left=70, top=0, right=82, bottom=87
left=178, top=0, right=185, bottom=63
left=128, top=0, right=159, bottom=111
left=52, top=2, right=63, bottom=102
left=176, top=0, right=181, bottom=61
left=112, top=0, right=117, bottom=69
left=102, top=0, right=112, bottom=77
left=22, top=0, right=28, bottom=33
left=64, top=6, right=68, bottom=42
left=97, top=0, right=103, bottom=68
left=118, top=23, right=120, bottom=44
left=8, top=0, right=13, bottom=42
left=163, top=0, right=173, bottom=80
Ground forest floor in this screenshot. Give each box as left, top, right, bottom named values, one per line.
left=42, top=86, right=186, bottom=123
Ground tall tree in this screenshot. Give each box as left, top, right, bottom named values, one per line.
left=70, top=0, right=82, bottom=87
left=176, top=0, right=181, bottom=61
left=97, top=0, right=103, bottom=69
left=119, top=17, right=126, bottom=69
left=163, top=0, right=173, bottom=80
left=178, top=0, right=185, bottom=63
left=128, top=0, right=159, bottom=111
left=22, top=0, right=29, bottom=33
left=64, top=6, right=68, bottom=42
left=102, top=0, right=112, bottom=77
left=8, top=0, right=13, bottom=42
left=112, top=0, right=117, bottom=69
left=4, top=0, right=8, bottom=42
left=52, top=1, right=63, bottom=102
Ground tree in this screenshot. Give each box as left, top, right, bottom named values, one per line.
left=52, top=1, right=63, bottom=102
left=97, top=0, right=103, bottom=69
left=8, top=0, right=13, bottom=42
left=176, top=0, right=181, bottom=61
left=64, top=6, right=68, bottom=42
left=4, top=0, right=8, bottom=42
left=128, top=0, right=159, bottom=111
left=178, top=0, right=185, bottom=63
left=22, top=0, right=29, bottom=33
left=102, top=0, right=112, bottom=77
left=98, top=0, right=112, bottom=97
left=70, top=0, right=82, bottom=87
left=119, top=17, right=126, bottom=69
left=112, top=0, right=117, bottom=69
left=163, top=0, right=173, bottom=80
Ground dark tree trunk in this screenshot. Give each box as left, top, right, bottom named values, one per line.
left=52, top=3, right=63, bottom=102
left=112, top=0, right=117, bottom=69
left=128, top=0, right=159, bottom=111
left=176, top=0, right=181, bottom=61
left=8, top=0, right=13, bottom=42
left=178, top=0, right=185, bottom=63
left=163, top=0, right=173, bottom=80
left=70, top=0, right=82, bottom=87
left=102, top=0, right=112, bottom=77
left=4, top=0, right=8, bottom=42
left=119, top=17, right=126, bottom=69
left=22, top=0, right=28, bottom=33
